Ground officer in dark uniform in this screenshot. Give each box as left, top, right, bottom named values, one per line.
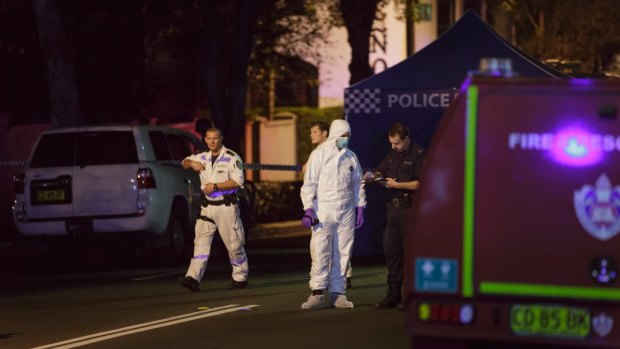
left=365, top=122, right=426, bottom=309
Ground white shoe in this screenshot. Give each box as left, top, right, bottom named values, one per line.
left=330, top=294, right=354, bottom=309
left=301, top=294, right=327, bottom=309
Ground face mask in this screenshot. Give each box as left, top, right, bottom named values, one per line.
left=336, top=137, right=349, bottom=149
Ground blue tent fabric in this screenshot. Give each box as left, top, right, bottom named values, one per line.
left=347, top=10, right=565, bottom=255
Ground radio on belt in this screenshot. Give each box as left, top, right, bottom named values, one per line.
left=405, top=58, right=620, bottom=348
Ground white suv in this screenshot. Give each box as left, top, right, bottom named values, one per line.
left=12, top=125, right=207, bottom=259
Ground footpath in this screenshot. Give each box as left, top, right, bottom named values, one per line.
left=0, top=219, right=310, bottom=248
left=249, top=220, right=310, bottom=241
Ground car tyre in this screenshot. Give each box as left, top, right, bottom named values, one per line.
left=167, top=205, right=191, bottom=261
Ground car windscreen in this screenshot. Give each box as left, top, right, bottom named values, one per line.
left=30, top=133, right=77, bottom=168
left=75, top=131, right=138, bottom=166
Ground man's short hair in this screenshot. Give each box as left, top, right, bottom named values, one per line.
left=310, top=121, right=329, bottom=135
left=389, top=123, right=409, bottom=139
left=206, top=127, right=222, bottom=137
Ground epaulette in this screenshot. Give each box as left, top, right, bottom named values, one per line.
left=226, top=149, right=238, bottom=157
left=412, top=143, right=426, bottom=154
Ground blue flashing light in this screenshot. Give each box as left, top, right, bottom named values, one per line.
left=569, top=78, right=595, bottom=86
left=551, top=127, right=603, bottom=166
left=564, top=137, right=587, bottom=157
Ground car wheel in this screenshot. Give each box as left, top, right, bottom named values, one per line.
left=167, top=206, right=191, bottom=261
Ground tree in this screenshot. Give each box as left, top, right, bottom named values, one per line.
left=502, top=0, right=620, bottom=73
left=142, top=0, right=202, bottom=125
left=249, top=0, right=338, bottom=117
left=194, top=0, right=262, bottom=153
left=33, top=0, right=81, bottom=127
left=0, top=1, right=49, bottom=125
left=340, top=0, right=424, bottom=84
left=196, top=0, right=337, bottom=150
left=33, top=0, right=145, bottom=127
left=340, top=0, right=383, bottom=85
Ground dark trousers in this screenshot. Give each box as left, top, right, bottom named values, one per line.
left=384, top=206, right=410, bottom=286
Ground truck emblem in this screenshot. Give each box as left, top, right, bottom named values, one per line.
left=592, top=313, right=613, bottom=337
left=574, top=173, right=620, bottom=241
left=590, top=257, right=617, bottom=284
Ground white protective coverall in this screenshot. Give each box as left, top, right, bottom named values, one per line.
left=184, top=145, right=248, bottom=283
left=300, top=119, right=366, bottom=294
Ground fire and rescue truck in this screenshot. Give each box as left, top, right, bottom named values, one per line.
left=406, top=70, right=620, bottom=348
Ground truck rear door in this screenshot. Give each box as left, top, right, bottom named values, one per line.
left=473, top=83, right=620, bottom=300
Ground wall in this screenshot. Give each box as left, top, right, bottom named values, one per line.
left=254, top=114, right=298, bottom=181
left=0, top=116, right=50, bottom=238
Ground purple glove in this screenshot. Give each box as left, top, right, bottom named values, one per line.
left=355, top=207, right=364, bottom=229
left=301, top=208, right=318, bottom=228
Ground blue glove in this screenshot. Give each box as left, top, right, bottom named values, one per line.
left=355, top=207, right=364, bottom=229
left=301, top=208, right=318, bottom=228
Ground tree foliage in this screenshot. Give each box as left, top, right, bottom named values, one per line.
left=494, top=0, right=620, bottom=73
left=249, top=0, right=339, bottom=116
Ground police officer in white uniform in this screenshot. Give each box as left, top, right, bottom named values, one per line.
left=300, top=119, right=366, bottom=309
left=178, top=127, right=249, bottom=291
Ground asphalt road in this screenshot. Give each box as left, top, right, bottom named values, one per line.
left=0, top=237, right=410, bottom=349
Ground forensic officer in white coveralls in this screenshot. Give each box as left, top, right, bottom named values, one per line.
left=300, top=119, right=366, bottom=309
left=178, top=127, right=249, bottom=291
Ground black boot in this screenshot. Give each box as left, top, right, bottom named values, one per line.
left=375, top=283, right=401, bottom=309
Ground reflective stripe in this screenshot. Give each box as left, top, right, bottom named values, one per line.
left=480, top=282, right=620, bottom=301
left=462, top=84, right=478, bottom=298
left=208, top=189, right=237, bottom=197
left=230, top=256, right=247, bottom=266
left=193, top=254, right=209, bottom=260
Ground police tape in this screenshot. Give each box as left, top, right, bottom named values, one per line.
left=244, top=163, right=302, bottom=171
left=0, top=160, right=29, bottom=167
left=0, top=160, right=303, bottom=171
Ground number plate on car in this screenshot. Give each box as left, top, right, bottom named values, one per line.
left=511, top=304, right=590, bottom=339
left=36, top=189, right=66, bottom=202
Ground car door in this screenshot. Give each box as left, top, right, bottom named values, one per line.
left=165, top=132, right=204, bottom=208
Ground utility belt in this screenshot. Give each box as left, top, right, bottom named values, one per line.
left=201, top=194, right=238, bottom=207
left=387, top=193, right=412, bottom=209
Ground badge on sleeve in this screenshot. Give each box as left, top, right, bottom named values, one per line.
left=236, top=160, right=242, bottom=169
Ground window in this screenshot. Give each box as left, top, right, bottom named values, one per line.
left=166, top=134, right=190, bottom=161
left=149, top=131, right=172, bottom=161
left=187, top=136, right=207, bottom=155
left=75, top=131, right=138, bottom=166
left=30, top=133, right=76, bottom=168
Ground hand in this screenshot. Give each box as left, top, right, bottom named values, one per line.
left=190, top=161, right=205, bottom=172
left=363, top=171, right=375, bottom=181
left=203, top=183, right=215, bottom=194
left=355, top=207, right=364, bottom=229
left=301, top=208, right=317, bottom=228
left=385, top=178, right=399, bottom=188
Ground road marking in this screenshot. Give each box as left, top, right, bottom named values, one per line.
left=32, top=304, right=259, bottom=349
left=130, top=271, right=183, bottom=281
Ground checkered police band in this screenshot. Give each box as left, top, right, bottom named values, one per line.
left=345, top=88, right=381, bottom=114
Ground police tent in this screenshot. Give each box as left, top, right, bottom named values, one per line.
left=347, top=10, right=565, bottom=255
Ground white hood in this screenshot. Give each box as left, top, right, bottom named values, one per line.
left=327, top=119, right=351, bottom=146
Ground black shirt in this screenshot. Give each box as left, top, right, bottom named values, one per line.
left=376, top=143, right=426, bottom=199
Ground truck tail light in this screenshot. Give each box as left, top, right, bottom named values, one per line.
left=417, top=302, right=475, bottom=325
left=13, top=173, right=25, bottom=194
left=137, top=168, right=156, bottom=189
